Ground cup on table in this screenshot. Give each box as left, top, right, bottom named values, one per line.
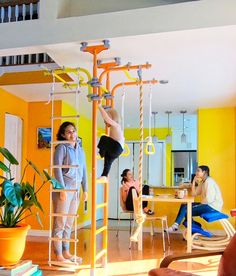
left=177, top=190, right=185, bottom=199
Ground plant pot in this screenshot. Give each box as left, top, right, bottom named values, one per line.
left=0, top=223, right=30, bottom=266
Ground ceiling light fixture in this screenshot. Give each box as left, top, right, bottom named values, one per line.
left=165, top=111, right=172, bottom=144
left=180, top=110, right=187, bottom=144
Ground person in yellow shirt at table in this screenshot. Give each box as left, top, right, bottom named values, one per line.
left=167, top=165, right=223, bottom=233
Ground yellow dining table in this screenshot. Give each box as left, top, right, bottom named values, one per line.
left=141, top=194, right=194, bottom=253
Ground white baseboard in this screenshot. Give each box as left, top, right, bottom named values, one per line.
left=27, top=219, right=92, bottom=237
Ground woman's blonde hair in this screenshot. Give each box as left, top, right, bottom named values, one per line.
left=107, top=108, right=120, bottom=123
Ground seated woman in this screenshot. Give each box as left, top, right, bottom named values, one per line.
left=120, top=169, right=154, bottom=215
left=167, top=165, right=223, bottom=233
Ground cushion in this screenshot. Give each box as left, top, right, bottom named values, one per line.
left=200, top=211, right=228, bottom=222
left=182, top=220, right=212, bottom=238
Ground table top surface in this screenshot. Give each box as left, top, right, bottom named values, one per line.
left=141, top=195, right=194, bottom=203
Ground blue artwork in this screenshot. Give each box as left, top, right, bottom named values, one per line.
left=37, top=127, right=51, bottom=149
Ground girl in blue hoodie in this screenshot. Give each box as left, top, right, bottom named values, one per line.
left=52, top=121, right=88, bottom=263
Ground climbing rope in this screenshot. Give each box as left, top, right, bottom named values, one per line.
left=138, top=67, right=144, bottom=202
left=120, top=83, right=130, bottom=157
left=144, top=82, right=155, bottom=155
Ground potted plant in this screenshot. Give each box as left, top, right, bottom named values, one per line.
left=0, top=147, right=62, bottom=266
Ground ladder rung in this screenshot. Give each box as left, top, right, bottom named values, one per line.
left=51, top=189, right=78, bottom=193
left=51, top=165, right=79, bottom=169
left=50, top=91, right=80, bottom=95
left=96, top=226, right=107, bottom=235
left=50, top=213, right=78, bottom=218
left=96, top=203, right=107, bottom=209
left=49, top=237, right=78, bottom=242
left=48, top=260, right=80, bottom=268
left=51, top=115, right=80, bottom=120
left=95, top=249, right=107, bottom=261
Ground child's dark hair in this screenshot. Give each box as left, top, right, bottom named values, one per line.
left=56, top=121, right=76, bottom=141
left=121, top=169, right=130, bottom=183
left=198, top=165, right=210, bottom=176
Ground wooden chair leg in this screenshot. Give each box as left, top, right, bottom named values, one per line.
left=150, top=220, right=154, bottom=236
left=165, top=218, right=170, bottom=246
left=116, top=214, right=121, bottom=237
left=161, top=219, right=166, bottom=252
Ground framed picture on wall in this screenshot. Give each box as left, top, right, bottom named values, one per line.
left=37, top=127, right=51, bottom=149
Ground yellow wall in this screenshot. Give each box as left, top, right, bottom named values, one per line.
left=124, top=128, right=172, bottom=185
left=0, top=87, right=28, bottom=169
left=26, top=101, right=62, bottom=229
left=198, top=107, right=236, bottom=229
left=61, top=101, right=92, bottom=226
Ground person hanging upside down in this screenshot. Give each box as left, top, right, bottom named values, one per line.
left=97, top=104, right=124, bottom=182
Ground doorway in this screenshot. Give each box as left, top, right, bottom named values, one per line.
left=4, top=113, right=23, bottom=182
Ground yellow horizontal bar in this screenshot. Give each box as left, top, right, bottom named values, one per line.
left=96, top=203, right=107, bottom=209
left=95, top=226, right=107, bottom=235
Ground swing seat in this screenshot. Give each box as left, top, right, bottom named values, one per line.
left=144, top=141, right=155, bottom=155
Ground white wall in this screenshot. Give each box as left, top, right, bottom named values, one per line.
left=0, top=0, right=236, bottom=55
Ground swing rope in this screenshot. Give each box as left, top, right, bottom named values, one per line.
left=120, top=83, right=130, bottom=157
left=144, top=82, right=155, bottom=155
left=130, top=67, right=146, bottom=243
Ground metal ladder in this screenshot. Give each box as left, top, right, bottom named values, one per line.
left=48, top=72, right=82, bottom=268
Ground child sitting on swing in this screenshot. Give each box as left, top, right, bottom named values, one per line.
left=97, top=104, right=124, bottom=182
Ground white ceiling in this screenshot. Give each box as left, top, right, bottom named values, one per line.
left=1, top=25, right=236, bottom=128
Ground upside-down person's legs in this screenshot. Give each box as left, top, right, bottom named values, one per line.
left=97, top=138, right=123, bottom=182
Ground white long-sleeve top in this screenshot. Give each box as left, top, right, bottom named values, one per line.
left=192, top=177, right=223, bottom=211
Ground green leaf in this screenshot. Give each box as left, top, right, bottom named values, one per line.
left=0, top=195, right=6, bottom=207
left=25, top=183, right=43, bottom=212
left=21, top=200, right=34, bottom=209
left=0, top=161, right=10, bottom=173
left=27, top=160, right=44, bottom=180
left=43, top=170, right=64, bottom=189
left=0, top=147, right=18, bottom=165
left=36, top=212, right=43, bottom=228
left=2, top=180, right=23, bottom=207
left=43, top=170, right=51, bottom=181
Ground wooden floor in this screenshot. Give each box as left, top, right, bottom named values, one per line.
left=21, top=226, right=221, bottom=276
